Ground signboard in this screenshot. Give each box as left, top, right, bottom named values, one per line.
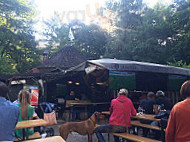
left=30, top=86, right=39, bottom=105
left=109, top=71, right=136, bottom=90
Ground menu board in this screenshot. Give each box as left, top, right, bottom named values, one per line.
left=30, top=86, right=39, bottom=105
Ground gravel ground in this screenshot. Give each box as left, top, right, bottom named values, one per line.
left=47, top=119, right=115, bottom=142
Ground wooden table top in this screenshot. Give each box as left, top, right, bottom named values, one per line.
left=101, top=111, right=160, bottom=122
left=69, top=102, right=110, bottom=106
left=15, top=119, right=48, bottom=129
left=66, top=100, right=91, bottom=108
left=101, top=111, right=110, bottom=115
left=131, top=114, right=160, bottom=122
left=24, top=136, right=65, bottom=142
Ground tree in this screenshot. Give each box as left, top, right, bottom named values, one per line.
left=74, top=23, right=107, bottom=59
left=0, top=0, right=41, bottom=74
left=169, top=0, right=190, bottom=64
left=42, top=16, right=108, bottom=59
left=132, top=0, right=190, bottom=65
left=104, top=0, right=144, bottom=60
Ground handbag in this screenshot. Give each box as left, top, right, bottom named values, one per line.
left=44, top=111, right=57, bottom=125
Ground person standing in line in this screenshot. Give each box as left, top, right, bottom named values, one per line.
left=94, top=88, right=137, bottom=142
left=166, top=80, right=190, bottom=142
left=0, top=82, right=20, bottom=141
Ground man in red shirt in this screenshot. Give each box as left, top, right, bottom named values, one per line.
left=94, top=88, right=137, bottom=142
left=166, top=80, right=190, bottom=142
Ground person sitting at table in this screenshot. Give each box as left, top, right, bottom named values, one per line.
left=0, top=82, right=20, bottom=141
left=140, top=92, right=158, bottom=137
left=66, top=90, right=80, bottom=101
left=166, top=80, right=190, bottom=142
left=155, top=90, right=172, bottom=111
left=13, top=93, right=39, bottom=119
left=94, top=88, right=137, bottom=142
left=15, top=90, right=34, bottom=139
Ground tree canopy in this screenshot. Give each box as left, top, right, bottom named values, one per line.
left=1, top=0, right=190, bottom=74
left=0, top=0, right=41, bottom=74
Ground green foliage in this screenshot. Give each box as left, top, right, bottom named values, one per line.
left=41, top=14, right=70, bottom=55
left=0, top=52, right=18, bottom=74
left=42, top=17, right=108, bottom=59
left=74, top=24, right=107, bottom=59
left=104, top=0, right=144, bottom=60
left=0, top=0, right=41, bottom=74
left=168, top=60, right=190, bottom=69
left=1, top=0, right=189, bottom=73
left=104, top=0, right=190, bottom=68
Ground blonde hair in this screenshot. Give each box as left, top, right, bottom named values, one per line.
left=18, top=90, right=31, bottom=120
left=118, top=88, right=128, bottom=96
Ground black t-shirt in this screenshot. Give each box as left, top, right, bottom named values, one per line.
left=140, top=99, right=156, bottom=114
left=65, top=95, right=76, bottom=100
left=156, top=96, right=171, bottom=110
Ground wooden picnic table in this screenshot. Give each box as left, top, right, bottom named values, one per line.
left=101, top=111, right=110, bottom=115
left=24, top=136, right=65, bottom=142
left=66, top=100, right=91, bottom=108
left=131, top=114, right=160, bottom=122
left=15, top=119, right=48, bottom=140
left=15, top=119, right=49, bottom=129
left=69, top=102, right=110, bottom=121
left=101, top=111, right=160, bottom=122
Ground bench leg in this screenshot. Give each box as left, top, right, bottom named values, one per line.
left=108, top=133, right=110, bottom=142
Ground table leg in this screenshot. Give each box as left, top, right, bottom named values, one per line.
left=108, top=133, right=110, bottom=142
left=72, top=105, right=76, bottom=121
left=22, top=129, right=25, bottom=140
left=85, top=106, right=87, bottom=119
left=69, top=107, right=71, bottom=121
left=26, top=128, right=29, bottom=140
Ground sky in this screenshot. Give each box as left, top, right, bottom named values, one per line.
left=34, top=0, right=105, bottom=23
left=33, top=0, right=173, bottom=40
left=34, top=0, right=173, bottom=21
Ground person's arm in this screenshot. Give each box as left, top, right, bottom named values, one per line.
left=29, top=106, right=34, bottom=120
left=166, top=107, right=176, bottom=142
left=75, top=97, right=80, bottom=101
left=14, top=106, right=20, bottom=126
left=153, top=105, right=159, bottom=114
left=33, top=111, right=39, bottom=119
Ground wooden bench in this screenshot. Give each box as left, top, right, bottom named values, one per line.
left=131, top=121, right=161, bottom=131
left=15, top=132, right=41, bottom=141
left=24, top=136, right=65, bottom=142
left=65, top=100, right=91, bottom=108
left=111, top=133, right=161, bottom=142
left=96, top=124, right=161, bottom=142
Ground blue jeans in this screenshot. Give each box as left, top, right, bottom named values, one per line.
left=94, top=124, right=126, bottom=142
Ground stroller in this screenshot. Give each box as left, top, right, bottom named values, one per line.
left=34, top=102, right=57, bottom=137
